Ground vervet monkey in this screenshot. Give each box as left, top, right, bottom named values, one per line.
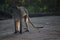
left=11, top=6, right=35, bottom=33
left=11, top=6, right=43, bottom=33
left=16, top=6, right=29, bottom=32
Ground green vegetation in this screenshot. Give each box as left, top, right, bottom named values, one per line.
left=0, top=0, right=60, bottom=14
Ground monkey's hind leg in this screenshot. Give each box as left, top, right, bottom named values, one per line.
left=24, top=15, right=29, bottom=32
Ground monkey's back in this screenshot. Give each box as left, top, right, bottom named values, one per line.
left=17, top=6, right=28, bottom=17
left=12, top=6, right=28, bottom=20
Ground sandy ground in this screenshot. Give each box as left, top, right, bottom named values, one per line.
left=0, top=16, right=60, bottom=40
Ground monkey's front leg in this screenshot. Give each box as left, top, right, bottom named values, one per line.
left=16, top=20, right=20, bottom=32
left=14, top=20, right=18, bottom=33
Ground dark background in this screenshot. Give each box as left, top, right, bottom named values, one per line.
left=0, top=0, right=60, bottom=19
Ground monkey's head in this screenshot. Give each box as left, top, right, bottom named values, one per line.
left=10, top=5, right=20, bottom=14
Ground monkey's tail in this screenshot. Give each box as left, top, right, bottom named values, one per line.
left=28, top=16, right=43, bottom=28
left=28, top=16, right=35, bottom=28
